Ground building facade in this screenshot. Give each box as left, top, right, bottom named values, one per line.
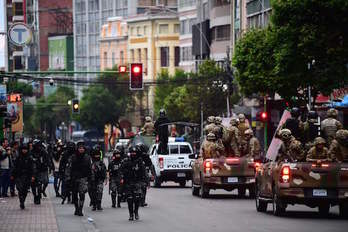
left=99, top=17, right=128, bottom=71
left=246, top=0, right=271, bottom=29
left=127, top=10, right=180, bottom=117
left=178, top=0, right=196, bottom=72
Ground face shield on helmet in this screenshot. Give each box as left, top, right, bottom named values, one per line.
left=280, top=129, right=292, bottom=141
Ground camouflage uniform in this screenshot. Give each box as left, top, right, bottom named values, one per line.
left=226, top=118, right=240, bottom=156
left=321, top=108, right=343, bottom=144
left=89, top=153, right=107, bottom=211
left=213, top=117, right=224, bottom=140
left=329, top=129, right=348, bottom=162
left=303, top=111, right=320, bottom=150
left=108, top=150, right=123, bottom=208
left=70, top=143, right=91, bottom=216
left=244, top=129, right=261, bottom=159
left=237, top=114, right=251, bottom=144
left=204, top=116, right=216, bottom=135
left=201, top=133, right=224, bottom=159
left=277, top=129, right=305, bottom=162
left=306, top=137, right=330, bottom=162
left=142, top=116, right=155, bottom=136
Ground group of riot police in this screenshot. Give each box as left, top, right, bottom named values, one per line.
left=201, top=114, right=261, bottom=159
left=276, top=107, right=348, bottom=162
left=10, top=138, right=151, bottom=221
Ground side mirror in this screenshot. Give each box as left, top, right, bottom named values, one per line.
left=189, top=153, right=198, bottom=159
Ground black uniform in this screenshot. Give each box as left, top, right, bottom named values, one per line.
left=136, top=143, right=152, bottom=207
left=89, top=154, right=107, bottom=211
left=59, top=143, right=75, bottom=204
left=70, top=148, right=91, bottom=216
left=31, top=142, right=53, bottom=204
left=120, top=147, right=147, bottom=221
left=154, top=111, right=170, bottom=154
left=11, top=146, right=35, bottom=209
left=108, top=153, right=123, bottom=208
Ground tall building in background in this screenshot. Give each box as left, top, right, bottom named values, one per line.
left=178, top=0, right=196, bottom=72
left=246, top=0, right=271, bottom=29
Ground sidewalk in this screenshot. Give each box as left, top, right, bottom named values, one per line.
left=0, top=192, right=59, bottom=232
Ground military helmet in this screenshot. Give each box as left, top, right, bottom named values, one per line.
left=336, top=129, right=348, bottom=141
left=215, top=116, right=222, bottom=124
left=20, top=143, right=29, bottom=151
left=327, top=108, right=338, bottom=118
left=244, top=129, right=254, bottom=136
left=76, top=140, right=85, bottom=148
left=238, top=114, right=246, bottom=121
left=308, top=110, right=318, bottom=120
left=207, top=116, right=215, bottom=123
left=280, top=129, right=292, bottom=140
left=33, top=139, right=41, bottom=147
left=207, top=132, right=216, bottom=141
left=314, top=137, right=326, bottom=146
left=145, top=116, right=152, bottom=122
left=159, top=109, right=166, bottom=117
left=93, top=144, right=101, bottom=151
left=290, top=107, right=300, bottom=118
left=113, top=148, right=121, bottom=155
left=230, top=118, right=239, bottom=126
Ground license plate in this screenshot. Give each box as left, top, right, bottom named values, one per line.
left=313, top=189, right=327, bottom=197
left=177, top=173, right=186, bottom=177
left=227, top=177, right=238, bottom=183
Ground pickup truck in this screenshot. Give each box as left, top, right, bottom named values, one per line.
left=191, top=154, right=259, bottom=198
left=255, top=159, right=348, bottom=217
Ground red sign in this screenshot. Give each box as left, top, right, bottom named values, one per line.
left=8, top=94, right=21, bottom=102
left=119, top=65, right=127, bottom=73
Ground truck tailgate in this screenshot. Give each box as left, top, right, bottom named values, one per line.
left=288, top=162, right=348, bottom=189
left=209, top=156, right=255, bottom=177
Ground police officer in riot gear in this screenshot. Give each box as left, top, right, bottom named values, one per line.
left=70, top=141, right=91, bottom=216
left=31, top=139, right=53, bottom=204
left=120, top=146, right=147, bottom=221
left=89, top=147, right=107, bottom=211
left=11, top=144, right=35, bottom=209
left=59, top=142, right=75, bottom=204
left=154, top=109, right=170, bottom=154
left=135, top=143, right=152, bottom=207
left=108, top=149, right=123, bottom=208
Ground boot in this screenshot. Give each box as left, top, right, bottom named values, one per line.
left=117, top=196, right=121, bottom=208
left=127, top=199, right=134, bottom=221
left=134, top=199, right=140, bottom=220
left=77, top=198, right=84, bottom=216
left=20, top=202, right=25, bottom=210
left=92, top=204, right=97, bottom=211
left=111, top=195, right=116, bottom=208
left=74, top=203, right=79, bottom=216
left=97, top=201, right=103, bottom=211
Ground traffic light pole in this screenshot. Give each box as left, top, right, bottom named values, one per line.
left=263, top=96, right=268, bottom=155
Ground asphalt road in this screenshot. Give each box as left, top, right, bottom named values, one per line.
left=48, top=181, right=348, bottom=232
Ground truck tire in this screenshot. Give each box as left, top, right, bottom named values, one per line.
left=272, top=191, right=286, bottom=216
left=238, top=188, right=246, bottom=198
left=192, top=181, right=199, bottom=196
left=318, top=204, right=330, bottom=217
left=179, top=181, right=186, bottom=188
left=255, top=184, right=267, bottom=212
left=200, top=175, right=209, bottom=198
left=154, top=176, right=161, bottom=188
left=339, top=203, right=348, bottom=219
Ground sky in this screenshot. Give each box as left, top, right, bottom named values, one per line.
left=0, top=0, right=5, bottom=69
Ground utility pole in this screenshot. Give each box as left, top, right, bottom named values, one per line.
left=225, top=47, right=233, bottom=118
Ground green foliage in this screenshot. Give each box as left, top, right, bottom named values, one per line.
left=154, top=60, right=228, bottom=122
left=32, top=86, right=75, bottom=138
left=75, top=66, right=133, bottom=131
left=7, top=81, right=33, bottom=96
left=233, top=0, right=348, bottom=102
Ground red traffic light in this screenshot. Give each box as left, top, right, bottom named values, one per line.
left=130, top=63, right=143, bottom=90
left=119, top=65, right=127, bottom=73
left=260, top=112, right=268, bottom=121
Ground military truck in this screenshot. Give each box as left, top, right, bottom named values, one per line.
left=255, top=158, right=348, bottom=217
left=190, top=155, right=259, bottom=198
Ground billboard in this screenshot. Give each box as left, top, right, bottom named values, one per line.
left=7, top=101, right=23, bottom=133
left=48, top=35, right=74, bottom=71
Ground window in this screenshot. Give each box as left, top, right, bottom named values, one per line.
left=169, top=145, right=179, bottom=155
left=137, top=26, right=141, bottom=36
left=138, top=49, right=141, bottom=62
left=103, top=52, right=107, bottom=68
left=180, top=145, right=192, bottom=154
left=144, top=26, right=147, bottom=35
left=160, top=47, right=169, bottom=67
left=212, top=25, right=230, bottom=41
left=112, top=52, right=115, bottom=67
left=203, top=3, right=209, bottom=20
left=180, top=46, right=193, bottom=62
left=131, top=27, right=134, bottom=36
left=14, top=2, right=23, bottom=16
left=130, top=49, right=134, bottom=62
left=120, top=51, right=124, bottom=64
left=174, top=24, right=180, bottom=33
left=159, top=24, right=169, bottom=34
left=175, top=47, right=180, bottom=67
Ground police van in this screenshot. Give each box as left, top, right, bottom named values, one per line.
left=149, top=137, right=194, bottom=187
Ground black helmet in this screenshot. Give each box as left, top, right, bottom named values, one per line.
left=113, top=148, right=121, bottom=155
left=135, top=143, right=148, bottom=154
left=20, top=143, right=29, bottom=152
left=33, top=139, right=41, bottom=147
left=307, top=110, right=318, bottom=120
left=76, top=140, right=85, bottom=148
left=128, top=146, right=139, bottom=159
left=67, top=142, right=76, bottom=149
left=159, top=109, right=166, bottom=117
left=290, top=107, right=300, bottom=118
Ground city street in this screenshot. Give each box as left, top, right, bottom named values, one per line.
left=49, top=182, right=347, bottom=232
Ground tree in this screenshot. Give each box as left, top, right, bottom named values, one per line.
left=7, top=81, right=33, bottom=97
left=76, top=66, right=134, bottom=133
left=33, top=86, right=75, bottom=140
left=233, top=0, right=348, bottom=103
